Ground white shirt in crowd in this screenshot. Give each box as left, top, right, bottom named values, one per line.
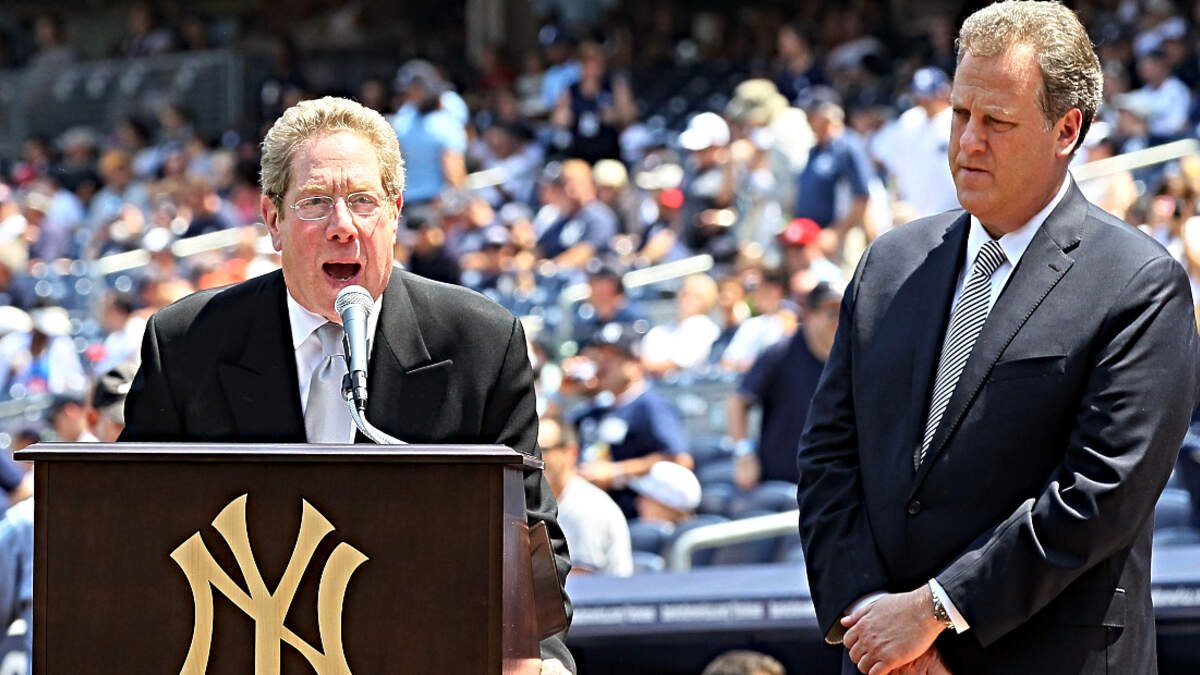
left=556, top=475, right=634, bottom=577
left=641, top=314, right=720, bottom=371
left=871, top=105, right=960, bottom=219
left=1139, top=76, right=1191, bottom=138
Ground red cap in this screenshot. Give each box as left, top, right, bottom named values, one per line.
left=779, top=217, right=821, bottom=246
left=659, top=188, right=685, bottom=210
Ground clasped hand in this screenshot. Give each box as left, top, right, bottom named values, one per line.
left=842, top=587, right=951, bottom=675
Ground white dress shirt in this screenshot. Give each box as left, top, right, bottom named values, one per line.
left=843, top=175, right=1073, bottom=638
left=286, top=290, right=382, bottom=441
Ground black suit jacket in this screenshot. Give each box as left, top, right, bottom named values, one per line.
left=120, top=267, right=574, bottom=670
left=798, top=183, right=1200, bottom=674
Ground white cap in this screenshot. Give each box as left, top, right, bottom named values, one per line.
left=630, top=461, right=702, bottom=512
left=0, top=307, right=32, bottom=337
left=30, top=307, right=70, bottom=337
left=679, top=112, right=730, bottom=151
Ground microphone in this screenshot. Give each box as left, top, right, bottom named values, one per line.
left=335, top=285, right=374, bottom=409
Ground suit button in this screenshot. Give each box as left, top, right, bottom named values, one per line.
left=907, top=500, right=922, bottom=515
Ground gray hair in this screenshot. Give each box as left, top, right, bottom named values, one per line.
left=260, top=96, right=405, bottom=208
left=956, top=1, right=1103, bottom=153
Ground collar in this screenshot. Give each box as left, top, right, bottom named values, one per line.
left=286, top=289, right=384, bottom=351
left=967, top=174, right=1071, bottom=269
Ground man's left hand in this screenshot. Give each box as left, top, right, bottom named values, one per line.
left=540, top=658, right=572, bottom=674
left=842, top=586, right=945, bottom=675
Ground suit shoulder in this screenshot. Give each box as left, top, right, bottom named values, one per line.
left=1080, top=204, right=1172, bottom=264
left=870, top=209, right=965, bottom=254
left=396, top=269, right=517, bottom=331
left=149, top=271, right=281, bottom=337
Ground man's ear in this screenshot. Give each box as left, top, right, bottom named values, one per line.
left=1056, top=108, right=1084, bottom=158
left=262, top=194, right=283, bottom=252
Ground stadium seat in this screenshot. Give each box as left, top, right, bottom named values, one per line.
left=664, top=514, right=729, bottom=568
left=697, top=458, right=736, bottom=486
left=629, top=519, right=675, bottom=555
left=632, top=551, right=666, bottom=574
left=698, top=482, right=737, bottom=516
left=710, top=510, right=779, bottom=566
left=1156, top=489, right=1193, bottom=530
left=727, top=481, right=799, bottom=518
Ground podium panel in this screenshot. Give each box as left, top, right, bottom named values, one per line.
left=18, top=444, right=543, bottom=675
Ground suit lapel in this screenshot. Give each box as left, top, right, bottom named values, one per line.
left=912, top=184, right=1086, bottom=490
left=904, top=213, right=971, bottom=455
left=216, top=271, right=306, bottom=441
left=362, top=270, right=452, bottom=442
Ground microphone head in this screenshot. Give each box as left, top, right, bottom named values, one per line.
left=334, top=285, right=374, bottom=318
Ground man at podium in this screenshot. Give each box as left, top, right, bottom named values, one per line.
left=120, top=96, right=574, bottom=674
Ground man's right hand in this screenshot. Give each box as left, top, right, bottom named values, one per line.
left=892, top=647, right=951, bottom=675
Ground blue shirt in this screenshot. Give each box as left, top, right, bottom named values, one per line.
left=737, top=329, right=825, bottom=484
left=573, top=386, right=688, bottom=518
left=794, top=132, right=873, bottom=228
left=537, top=201, right=618, bottom=259
left=392, top=107, right=467, bottom=204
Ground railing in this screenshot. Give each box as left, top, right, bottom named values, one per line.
left=668, top=509, right=800, bottom=571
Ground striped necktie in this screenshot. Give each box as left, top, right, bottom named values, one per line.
left=917, top=239, right=1007, bottom=469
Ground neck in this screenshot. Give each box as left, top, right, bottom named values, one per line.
left=980, top=171, right=1066, bottom=237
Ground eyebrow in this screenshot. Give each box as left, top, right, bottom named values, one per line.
left=294, top=182, right=379, bottom=195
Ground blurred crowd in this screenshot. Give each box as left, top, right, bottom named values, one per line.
left=0, top=0, right=1199, bottom=582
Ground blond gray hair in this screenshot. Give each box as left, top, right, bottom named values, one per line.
left=260, top=96, right=405, bottom=208
left=957, top=1, right=1102, bottom=153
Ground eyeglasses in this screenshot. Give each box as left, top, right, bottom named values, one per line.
left=288, top=192, right=386, bottom=221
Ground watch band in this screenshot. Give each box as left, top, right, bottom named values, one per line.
left=930, top=587, right=955, bottom=630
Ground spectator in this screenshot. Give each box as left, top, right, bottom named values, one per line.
left=572, top=323, right=693, bottom=519
left=0, top=498, right=33, bottom=658
left=641, top=273, right=721, bottom=375
left=48, top=395, right=96, bottom=443
left=1135, top=48, right=1190, bottom=143
left=87, top=360, right=138, bottom=443
left=539, top=414, right=634, bottom=577
left=391, top=61, right=467, bottom=213
left=778, top=217, right=845, bottom=302
left=113, top=3, right=177, bottom=57
left=774, top=24, right=825, bottom=107
left=476, top=122, right=543, bottom=207
left=0, top=307, right=85, bottom=398
left=702, top=650, right=786, bottom=675
left=679, top=113, right=738, bottom=262
left=728, top=282, right=842, bottom=490
left=709, top=275, right=750, bottom=365
left=870, top=67, right=959, bottom=219
left=720, top=267, right=797, bottom=373
left=592, top=159, right=637, bottom=234
left=793, top=101, right=873, bottom=262
left=629, top=460, right=701, bottom=527
left=570, top=267, right=644, bottom=344
left=1076, top=125, right=1137, bottom=221
left=551, top=41, right=635, bottom=164
left=536, top=159, right=619, bottom=269
left=94, top=291, right=145, bottom=375
left=87, top=150, right=150, bottom=230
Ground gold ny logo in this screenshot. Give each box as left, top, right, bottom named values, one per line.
left=170, top=494, right=368, bottom=674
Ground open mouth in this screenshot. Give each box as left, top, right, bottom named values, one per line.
left=323, top=262, right=361, bottom=282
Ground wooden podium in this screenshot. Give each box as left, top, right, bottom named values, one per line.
left=18, top=443, right=559, bottom=674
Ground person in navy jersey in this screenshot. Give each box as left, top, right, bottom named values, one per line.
left=571, top=323, right=693, bottom=519
left=535, top=159, right=618, bottom=268
left=569, top=267, right=646, bottom=344
left=794, top=101, right=873, bottom=257
left=728, top=282, right=841, bottom=490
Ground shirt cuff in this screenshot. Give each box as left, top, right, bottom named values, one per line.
left=928, top=579, right=970, bottom=634
left=824, top=591, right=887, bottom=643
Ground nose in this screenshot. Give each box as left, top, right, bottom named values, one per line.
left=958, top=114, right=987, bottom=156
left=325, top=198, right=357, bottom=243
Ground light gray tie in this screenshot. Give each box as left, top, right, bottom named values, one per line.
left=917, top=239, right=1007, bottom=469
left=305, top=322, right=353, bottom=443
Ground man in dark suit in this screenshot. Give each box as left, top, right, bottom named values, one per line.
left=120, top=97, right=574, bottom=674
left=797, top=3, right=1200, bottom=674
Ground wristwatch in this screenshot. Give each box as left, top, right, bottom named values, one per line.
left=929, top=586, right=955, bottom=630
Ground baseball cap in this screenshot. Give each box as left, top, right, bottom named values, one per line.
left=911, top=67, right=950, bottom=98
left=630, top=462, right=702, bottom=512
left=679, top=112, right=730, bottom=151
left=779, top=217, right=821, bottom=247
left=583, top=322, right=644, bottom=359
left=91, top=361, right=138, bottom=422
left=593, top=159, right=629, bottom=189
